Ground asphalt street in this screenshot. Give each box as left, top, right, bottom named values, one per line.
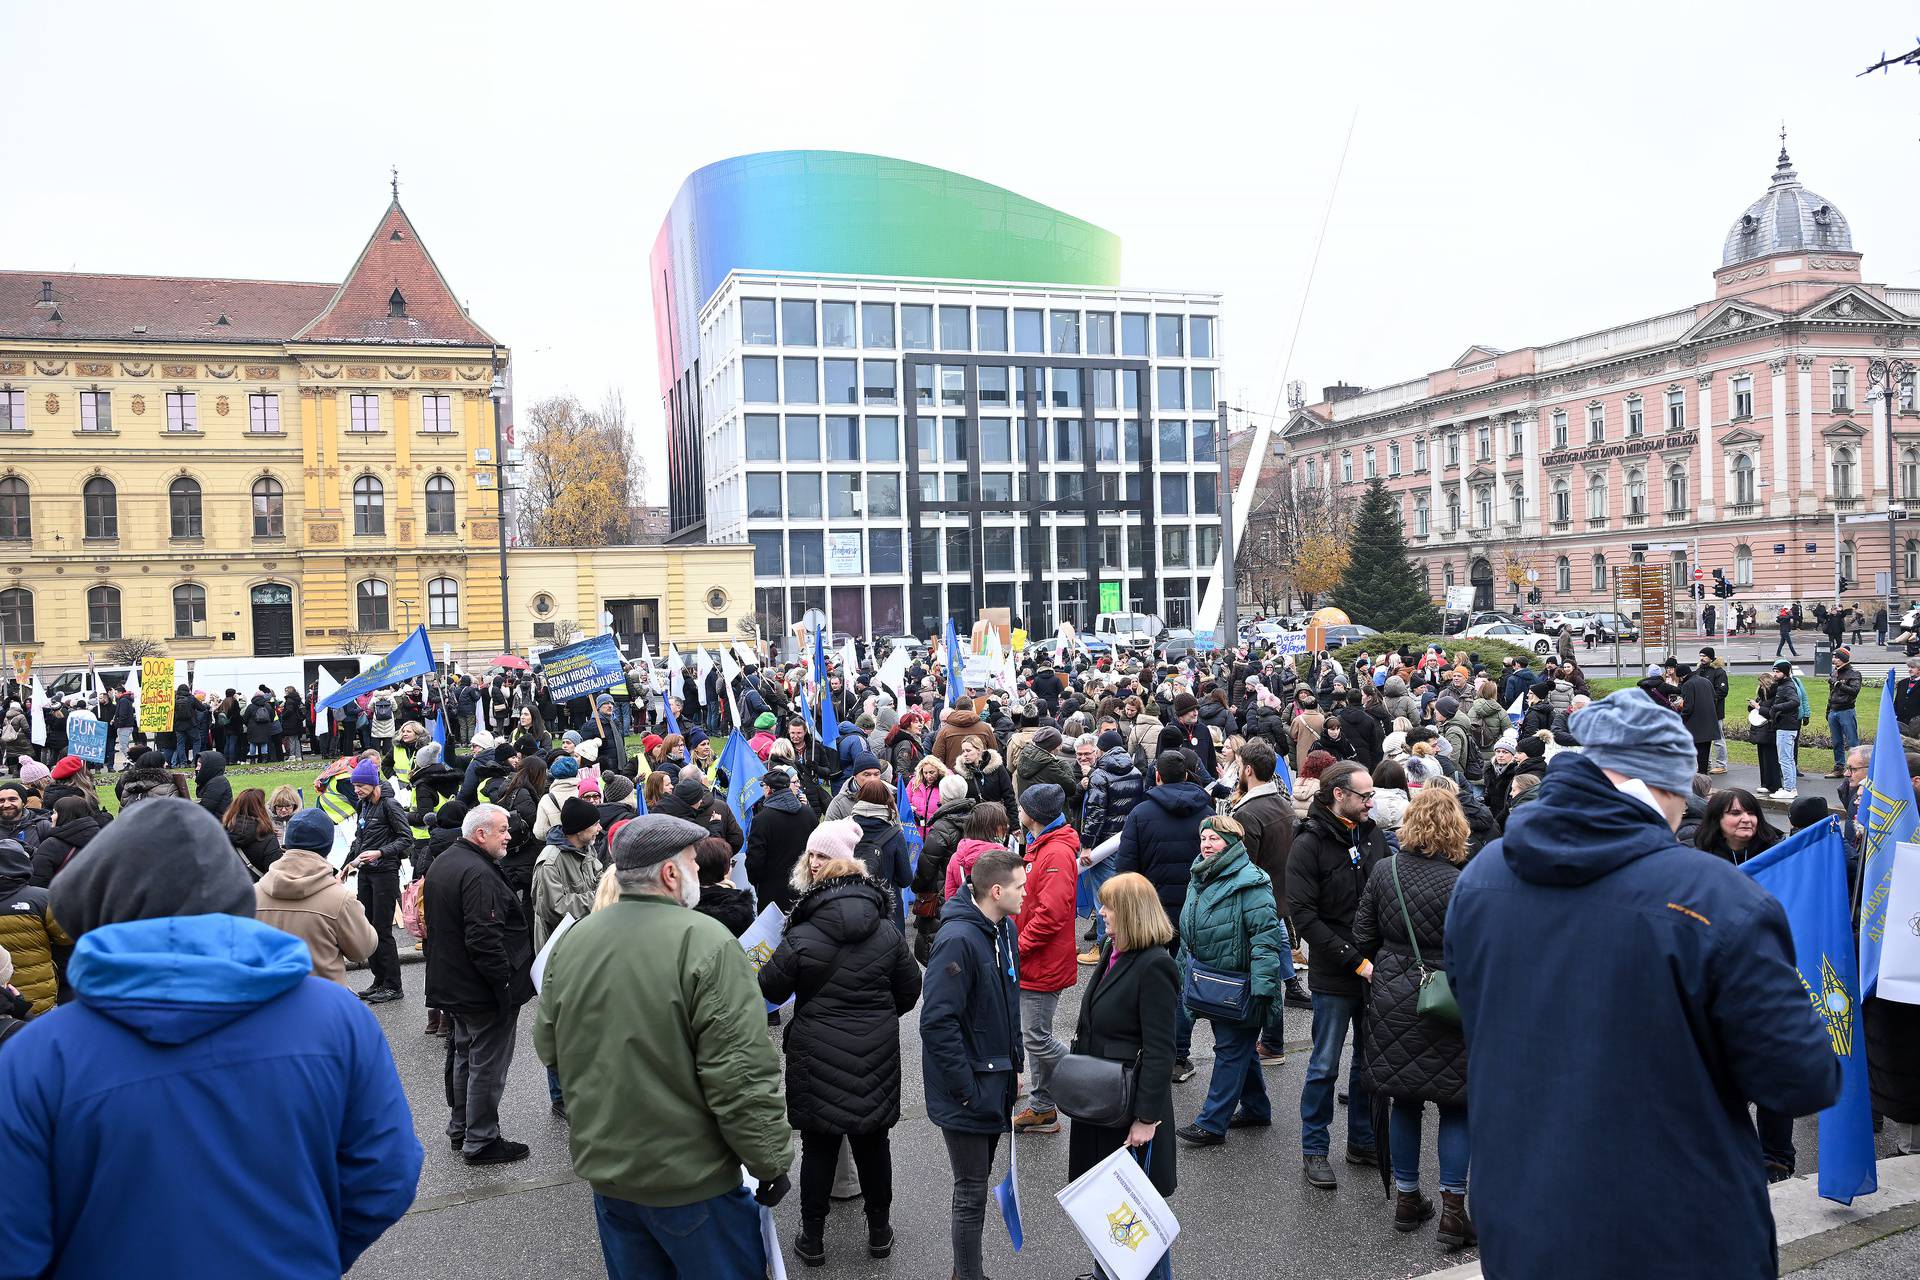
left=346, top=920, right=1920, bottom=1280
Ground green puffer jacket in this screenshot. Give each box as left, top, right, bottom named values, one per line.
left=1177, top=836, right=1289, bottom=1026
left=1014, top=743, right=1080, bottom=811
left=534, top=894, right=790, bottom=1206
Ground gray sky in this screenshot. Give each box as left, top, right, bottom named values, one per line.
left=6, top=1, right=1919, bottom=498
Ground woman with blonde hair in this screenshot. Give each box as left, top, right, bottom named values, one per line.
left=267, top=785, right=301, bottom=840
left=1353, top=785, right=1474, bottom=1250
left=1066, top=871, right=1180, bottom=1279
left=906, top=755, right=950, bottom=834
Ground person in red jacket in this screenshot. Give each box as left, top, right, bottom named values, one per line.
left=1011, top=782, right=1081, bottom=1135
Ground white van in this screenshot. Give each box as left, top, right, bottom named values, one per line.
left=1092, top=612, right=1167, bottom=652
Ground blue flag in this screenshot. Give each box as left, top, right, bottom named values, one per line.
left=1740, top=817, right=1878, bottom=1205
left=320, top=625, right=435, bottom=711
left=663, top=689, right=681, bottom=739
left=993, top=1126, right=1024, bottom=1251
left=898, top=773, right=924, bottom=920
left=632, top=774, right=648, bottom=816
left=431, top=703, right=448, bottom=750
left=814, top=626, right=839, bottom=743
left=1857, top=668, right=1918, bottom=999
left=945, top=615, right=966, bottom=708
left=723, top=728, right=767, bottom=843
left=1275, top=749, right=1295, bottom=797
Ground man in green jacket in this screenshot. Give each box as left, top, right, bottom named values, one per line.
left=535, top=812, right=792, bottom=1277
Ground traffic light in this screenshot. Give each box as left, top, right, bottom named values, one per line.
left=1527, top=589, right=1541, bottom=604
left=1838, top=575, right=1854, bottom=593
left=1710, top=569, right=1734, bottom=598
left=1690, top=583, right=1706, bottom=600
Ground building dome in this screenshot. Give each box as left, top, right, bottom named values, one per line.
left=1721, top=142, right=1852, bottom=267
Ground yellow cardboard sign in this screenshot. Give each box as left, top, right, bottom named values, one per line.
left=138, top=658, right=176, bottom=732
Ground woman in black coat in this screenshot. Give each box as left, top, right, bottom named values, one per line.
left=1353, top=786, right=1473, bottom=1250
left=745, top=766, right=818, bottom=914
left=757, top=866, right=922, bottom=1268
left=1066, top=871, right=1180, bottom=1253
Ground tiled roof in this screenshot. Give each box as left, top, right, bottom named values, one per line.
left=296, top=201, right=495, bottom=346
left=0, top=199, right=495, bottom=348
left=0, top=272, right=335, bottom=342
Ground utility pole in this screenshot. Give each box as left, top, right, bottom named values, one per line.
left=1216, top=398, right=1238, bottom=648
left=1869, top=356, right=1914, bottom=619
left=490, top=364, right=512, bottom=654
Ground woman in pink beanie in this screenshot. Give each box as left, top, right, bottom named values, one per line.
left=790, top=817, right=862, bottom=897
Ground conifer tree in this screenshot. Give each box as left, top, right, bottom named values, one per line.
left=1330, top=478, right=1438, bottom=632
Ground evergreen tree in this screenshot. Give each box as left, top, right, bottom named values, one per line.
left=1330, top=478, right=1438, bottom=632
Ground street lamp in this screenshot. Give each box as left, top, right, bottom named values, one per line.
left=1867, top=356, right=1914, bottom=612
left=399, top=598, right=416, bottom=634
left=490, top=366, right=511, bottom=653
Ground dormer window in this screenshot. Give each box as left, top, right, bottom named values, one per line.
left=388, top=288, right=407, bottom=318
left=39, top=281, right=52, bottom=303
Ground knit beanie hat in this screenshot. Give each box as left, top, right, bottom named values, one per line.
left=50, top=798, right=256, bottom=938
left=754, top=712, right=777, bottom=731
left=562, top=730, right=583, bottom=746
left=1033, top=727, right=1064, bottom=752
left=1435, top=696, right=1460, bottom=720
left=561, top=796, right=601, bottom=836
left=413, top=742, right=443, bottom=771
left=550, top=756, right=579, bottom=779
left=1569, top=689, right=1695, bottom=796
left=849, top=750, right=883, bottom=777
left=1097, top=730, right=1126, bottom=752
left=938, top=774, right=970, bottom=804
left=804, top=818, right=862, bottom=863
left=1019, top=782, right=1066, bottom=828
left=672, top=774, right=709, bottom=808
left=471, top=729, right=496, bottom=751
left=283, top=808, right=335, bottom=854
left=18, top=757, right=50, bottom=786
left=602, top=773, right=635, bottom=804
left=349, top=759, right=381, bottom=786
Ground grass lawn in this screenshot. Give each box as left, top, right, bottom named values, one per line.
left=1588, top=673, right=1882, bottom=772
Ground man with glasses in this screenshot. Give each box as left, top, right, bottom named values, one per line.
left=1287, top=759, right=1388, bottom=1190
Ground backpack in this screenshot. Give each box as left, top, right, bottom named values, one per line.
left=1451, top=721, right=1486, bottom=781
left=249, top=702, right=274, bottom=726
left=852, top=823, right=890, bottom=881
left=0, top=1013, right=24, bottom=1051
left=1472, top=714, right=1504, bottom=750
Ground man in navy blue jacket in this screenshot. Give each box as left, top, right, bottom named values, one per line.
left=1447, top=691, right=1839, bottom=1278
left=0, top=798, right=420, bottom=1278
left=921, top=848, right=1025, bottom=1280
left=1113, top=750, right=1215, bottom=1079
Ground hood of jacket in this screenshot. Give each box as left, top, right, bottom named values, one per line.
left=195, top=750, right=228, bottom=786
left=67, top=914, right=312, bottom=1045
left=944, top=708, right=982, bottom=731
left=789, top=873, right=887, bottom=944
left=931, top=796, right=976, bottom=826
left=257, top=848, right=341, bottom=900
left=1499, top=753, right=1678, bottom=887
left=937, top=877, right=1001, bottom=937
left=226, top=813, right=265, bottom=847
left=1383, top=675, right=1410, bottom=698
left=1095, top=748, right=1137, bottom=777
left=0, top=836, right=26, bottom=891
left=49, top=810, right=102, bottom=852
left=760, top=786, right=808, bottom=816
left=1146, top=779, right=1212, bottom=817
left=119, top=768, right=185, bottom=801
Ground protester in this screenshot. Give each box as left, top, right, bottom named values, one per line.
left=746, top=766, right=818, bottom=914
left=1693, top=788, right=1782, bottom=865
left=536, top=813, right=792, bottom=1277
left=911, top=773, right=976, bottom=962
left=0, top=799, right=421, bottom=1276
left=343, top=758, right=412, bottom=1004
left=1067, top=871, right=1180, bottom=1280
left=27, top=794, right=99, bottom=889
left=1289, top=758, right=1387, bottom=1189
left=222, top=787, right=283, bottom=879
left=255, top=808, right=379, bottom=986
left=1353, top=786, right=1473, bottom=1247
left=921, top=848, right=1026, bottom=1280
left=691, top=836, right=757, bottom=936
left=424, top=803, right=535, bottom=1164
left=532, top=796, right=604, bottom=948
left=758, top=855, right=922, bottom=1267
left=0, top=836, right=66, bottom=1016
left=1009, top=782, right=1081, bottom=1136
left=1446, top=690, right=1841, bottom=1278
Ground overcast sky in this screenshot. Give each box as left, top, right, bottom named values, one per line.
left=6, top=2, right=1919, bottom=499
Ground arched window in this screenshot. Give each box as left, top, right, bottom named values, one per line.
left=1509, top=481, right=1525, bottom=524
left=0, top=476, right=27, bottom=540
left=1625, top=467, right=1646, bottom=517
left=1556, top=555, right=1570, bottom=593
left=172, top=583, right=207, bottom=638
left=1834, top=445, right=1857, bottom=499
left=1665, top=463, right=1688, bottom=513
left=83, top=477, right=116, bottom=539
left=1907, top=539, right=1919, bottom=582
left=1733, top=453, right=1757, bottom=506
left=1443, top=562, right=1455, bottom=588
left=1474, top=484, right=1492, bottom=527
left=168, top=477, right=202, bottom=540
left=1552, top=478, right=1570, bottom=524
left=1413, top=494, right=1429, bottom=536
left=355, top=579, right=389, bottom=632
left=0, top=587, right=32, bottom=643
left=1841, top=539, right=1857, bottom=584
left=427, top=576, right=460, bottom=628
left=1446, top=489, right=1461, bottom=530
left=424, top=474, right=456, bottom=535
left=353, top=475, right=385, bottom=536
left=1902, top=447, right=1919, bottom=502
left=1735, top=543, right=1753, bottom=586
left=252, top=478, right=284, bottom=538
left=1586, top=472, right=1607, bottom=521
left=86, top=584, right=120, bottom=640
left=1591, top=553, right=1607, bottom=592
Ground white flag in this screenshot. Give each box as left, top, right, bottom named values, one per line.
left=1002, top=647, right=1021, bottom=697
left=983, top=623, right=1003, bottom=663
left=733, top=641, right=760, bottom=671
left=718, top=646, right=744, bottom=727
left=840, top=636, right=860, bottom=680
left=876, top=644, right=910, bottom=707
left=315, top=666, right=342, bottom=734
left=693, top=647, right=715, bottom=705
left=28, top=671, right=47, bottom=747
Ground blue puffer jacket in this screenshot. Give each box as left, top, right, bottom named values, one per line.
left=1446, top=753, right=1840, bottom=1280
left=919, top=890, right=1022, bottom=1134
left=1111, top=780, right=1213, bottom=920
left=0, top=915, right=423, bottom=1278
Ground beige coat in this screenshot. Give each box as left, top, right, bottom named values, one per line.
left=254, top=849, right=379, bottom=985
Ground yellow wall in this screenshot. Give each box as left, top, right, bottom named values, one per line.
left=507, top=545, right=756, bottom=649
left=0, top=343, right=509, bottom=668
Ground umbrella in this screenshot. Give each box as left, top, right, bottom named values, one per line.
left=487, top=655, right=531, bottom=670
left=1369, top=1081, right=1394, bottom=1200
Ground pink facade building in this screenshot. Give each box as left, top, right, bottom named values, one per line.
left=1281, top=143, right=1920, bottom=620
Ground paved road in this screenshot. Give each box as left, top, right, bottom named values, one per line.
left=348, top=921, right=1919, bottom=1280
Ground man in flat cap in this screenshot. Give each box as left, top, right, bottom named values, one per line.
left=535, top=812, right=791, bottom=1278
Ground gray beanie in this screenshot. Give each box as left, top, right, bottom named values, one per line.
left=612, top=813, right=710, bottom=871
left=50, top=798, right=256, bottom=938
left=1569, top=689, right=1696, bottom=796
left=1019, top=782, right=1066, bottom=828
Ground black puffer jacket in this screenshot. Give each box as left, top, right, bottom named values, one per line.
left=117, top=767, right=188, bottom=809
left=912, top=797, right=975, bottom=900
left=1079, top=750, right=1144, bottom=848
left=1353, top=848, right=1466, bottom=1106
left=29, top=811, right=101, bottom=888
left=757, top=875, right=922, bottom=1134
left=746, top=788, right=816, bottom=914
left=194, top=751, right=233, bottom=824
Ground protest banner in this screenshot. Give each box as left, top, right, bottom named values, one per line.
left=1055, top=1145, right=1179, bottom=1280
left=534, top=633, right=626, bottom=703
left=137, top=658, right=176, bottom=733
left=68, top=718, right=108, bottom=765
left=530, top=912, right=576, bottom=996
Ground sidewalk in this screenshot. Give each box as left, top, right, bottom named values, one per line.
left=1717, top=760, right=1846, bottom=814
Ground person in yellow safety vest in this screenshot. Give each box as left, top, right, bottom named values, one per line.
left=314, top=759, right=358, bottom=825
left=384, top=721, right=427, bottom=791
left=687, top=728, right=730, bottom=793
left=1012, top=626, right=1028, bottom=653
left=405, top=740, right=461, bottom=854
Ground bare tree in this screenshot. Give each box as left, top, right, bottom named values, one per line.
left=1237, top=468, right=1353, bottom=612
left=105, top=635, right=166, bottom=664
left=515, top=391, right=648, bottom=546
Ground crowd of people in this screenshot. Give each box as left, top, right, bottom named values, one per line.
left=0, top=625, right=1914, bottom=1280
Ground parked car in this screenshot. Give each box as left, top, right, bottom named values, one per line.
left=1319, top=623, right=1382, bottom=651
left=1540, top=609, right=1595, bottom=633
left=1463, top=622, right=1560, bottom=654
left=1583, top=612, right=1640, bottom=642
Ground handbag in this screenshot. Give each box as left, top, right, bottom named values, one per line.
left=1052, top=1051, right=1138, bottom=1127
left=1181, top=957, right=1253, bottom=1021
left=1388, top=853, right=1461, bottom=1026
left=1747, top=706, right=1768, bottom=728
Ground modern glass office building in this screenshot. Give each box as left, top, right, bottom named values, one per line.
left=652, top=151, right=1223, bottom=641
